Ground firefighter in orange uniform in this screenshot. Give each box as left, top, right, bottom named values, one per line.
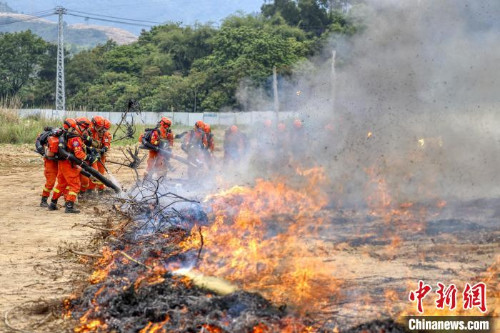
left=140, top=117, right=174, bottom=179
left=87, top=116, right=112, bottom=195
left=35, top=126, right=64, bottom=207
left=181, top=120, right=208, bottom=178
left=48, top=119, right=91, bottom=213
left=182, top=121, right=207, bottom=152
left=203, top=123, right=215, bottom=166
left=223, top=125, right=248, bottom=166
left=75, top=117, right=93, bottom=197
left=98, top=118, right=112, bottom=192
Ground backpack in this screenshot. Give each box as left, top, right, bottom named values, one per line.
left=139, top=128, right=160, bottom=151
left=139, top=128, right=158, bottom=144
left=35, top=127, right=63, bottom=157
left=46, top=136, right=60, bottom=156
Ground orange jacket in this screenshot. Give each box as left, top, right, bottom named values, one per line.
left=67, top=136, right=86, bottom=160
left=153, top=127, right=174, bottom=147
left=183, top=128, right=207, bottom=150
left=140, top=127, right=174, bottom=150
left=90, top=128, right=112, bottom=149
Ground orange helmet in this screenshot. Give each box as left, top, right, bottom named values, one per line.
left=103, top=118, right=111, bottom=130
left=204, top=123, right=211, bottom=134
left=263, top=119, right=272, bottom=128
left=195, top=120, right=205, bottom=129
left=92, top=115, right=106, bottom=129
left=75, top=117, right=91, bottom=135
left=230, top=125, right=238, bottom=133
left=293, top=119, right=303, bottom=129
left=76, top=117, right=91, bottom=129
left=277, top=123, right=286, bottom=131
left=63, top=118, right=76, bottom=130
left=159, top=117, right=172, bottom=128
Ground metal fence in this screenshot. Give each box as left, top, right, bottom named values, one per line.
left=16, top=109, right=300, bottom=126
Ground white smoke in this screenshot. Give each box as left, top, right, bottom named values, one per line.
left=233, top=0, right=500, bottom=204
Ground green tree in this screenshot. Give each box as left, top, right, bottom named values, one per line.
left=262, top=0, right=300, bottom=26
left=193, top=15, right=309, bottom=110
left=19, top=43, right=57, bottom=107
left=262, top=0, right=330, bottom=36
left=146, top=23, right=216, bottom=75
left=0, top=31, right=51, bottom=98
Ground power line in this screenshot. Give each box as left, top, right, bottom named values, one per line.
left=65, top=12, right=155, bottom=27
left=21, top=9, right=55, bottom=17
left=66, top=8, right=162, bottom=24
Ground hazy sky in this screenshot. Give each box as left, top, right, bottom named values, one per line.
left=7, top=0, right=265, bottom=34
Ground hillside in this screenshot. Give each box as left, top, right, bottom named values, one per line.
left=0, top=12, right=137, bottom=50
left=69, top=23, right=137, bottom=45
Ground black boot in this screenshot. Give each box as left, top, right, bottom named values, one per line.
left=40, top=196, right=49, bottom=207
left=48, top=199, right=58, bottom=211
left=65, top=201, right=80, bottom=214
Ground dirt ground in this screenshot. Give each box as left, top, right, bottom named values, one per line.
left=0, top=144, right=142, bottom=332
left=0, top=143, right=498, bottom=332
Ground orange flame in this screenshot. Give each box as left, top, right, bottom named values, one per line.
left=139, top=315, right=170, bottom=333
left=180, top=167, right=341, bottom=312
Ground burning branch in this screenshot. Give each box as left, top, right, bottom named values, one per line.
left=119, top=251, right=152, bottom=270
left=197, top=226, right=204, bottom=262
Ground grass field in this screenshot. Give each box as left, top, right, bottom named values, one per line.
left=0, top=108, right=60, bottom=144
left=0, top=105, right=230, bottom=148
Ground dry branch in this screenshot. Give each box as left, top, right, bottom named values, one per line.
left=68, top=249, right=103, bottom=258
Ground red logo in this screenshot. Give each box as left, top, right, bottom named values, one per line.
left=435, top=283, right=457, bottom=310
left=409, top=280, right=432, bottom=313
left=463, top=282, right=487, bottom=313
left=409, top=281, right=487, bottom=314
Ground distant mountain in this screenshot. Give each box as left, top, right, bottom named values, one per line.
left=4, top=0, right=263, bottom=35
left=0, top=12, right=137, bottom=52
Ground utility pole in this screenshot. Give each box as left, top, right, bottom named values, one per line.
left=331, top=50, right=336, bottom=114
left=273, top=66, right=279, bottom=123
left=55, top=6, right=66, bottom=111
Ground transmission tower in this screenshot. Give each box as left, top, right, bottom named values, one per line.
left=55, top=6, right=66, bottom=111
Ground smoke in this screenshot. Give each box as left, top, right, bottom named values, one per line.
left=233, top=0, right=500, bottom=204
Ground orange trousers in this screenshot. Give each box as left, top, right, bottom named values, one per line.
left=80, top=172, right=90, bottom=193
left=52, top=160, right=81, bottom=203
left=42, top=158, right=58, bottom=198
left=89, top=156, right=106, bottom=190
left=146, top=151, right=166, bottom=173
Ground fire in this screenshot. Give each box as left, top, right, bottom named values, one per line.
left=180, top=167, right=340, bottom=312
left=139, top=316, right=170, bottom=333
left=481, top=256, right=500, bottom=316
left=89, top=247, right=115, bottom=284
left=202, top=324, right=224, bottom=333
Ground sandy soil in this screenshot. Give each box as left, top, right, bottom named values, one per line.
left=0, top=144, right=140, bottom=332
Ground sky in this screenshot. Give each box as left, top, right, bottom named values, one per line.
left=6, top=0, right=265, bottom=34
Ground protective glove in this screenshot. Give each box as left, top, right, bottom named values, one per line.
left=36, top=146, right=45, bottom=156
left=83, top=135, right=93, bottom=146
left=86, top=151, right=98, bottom=164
